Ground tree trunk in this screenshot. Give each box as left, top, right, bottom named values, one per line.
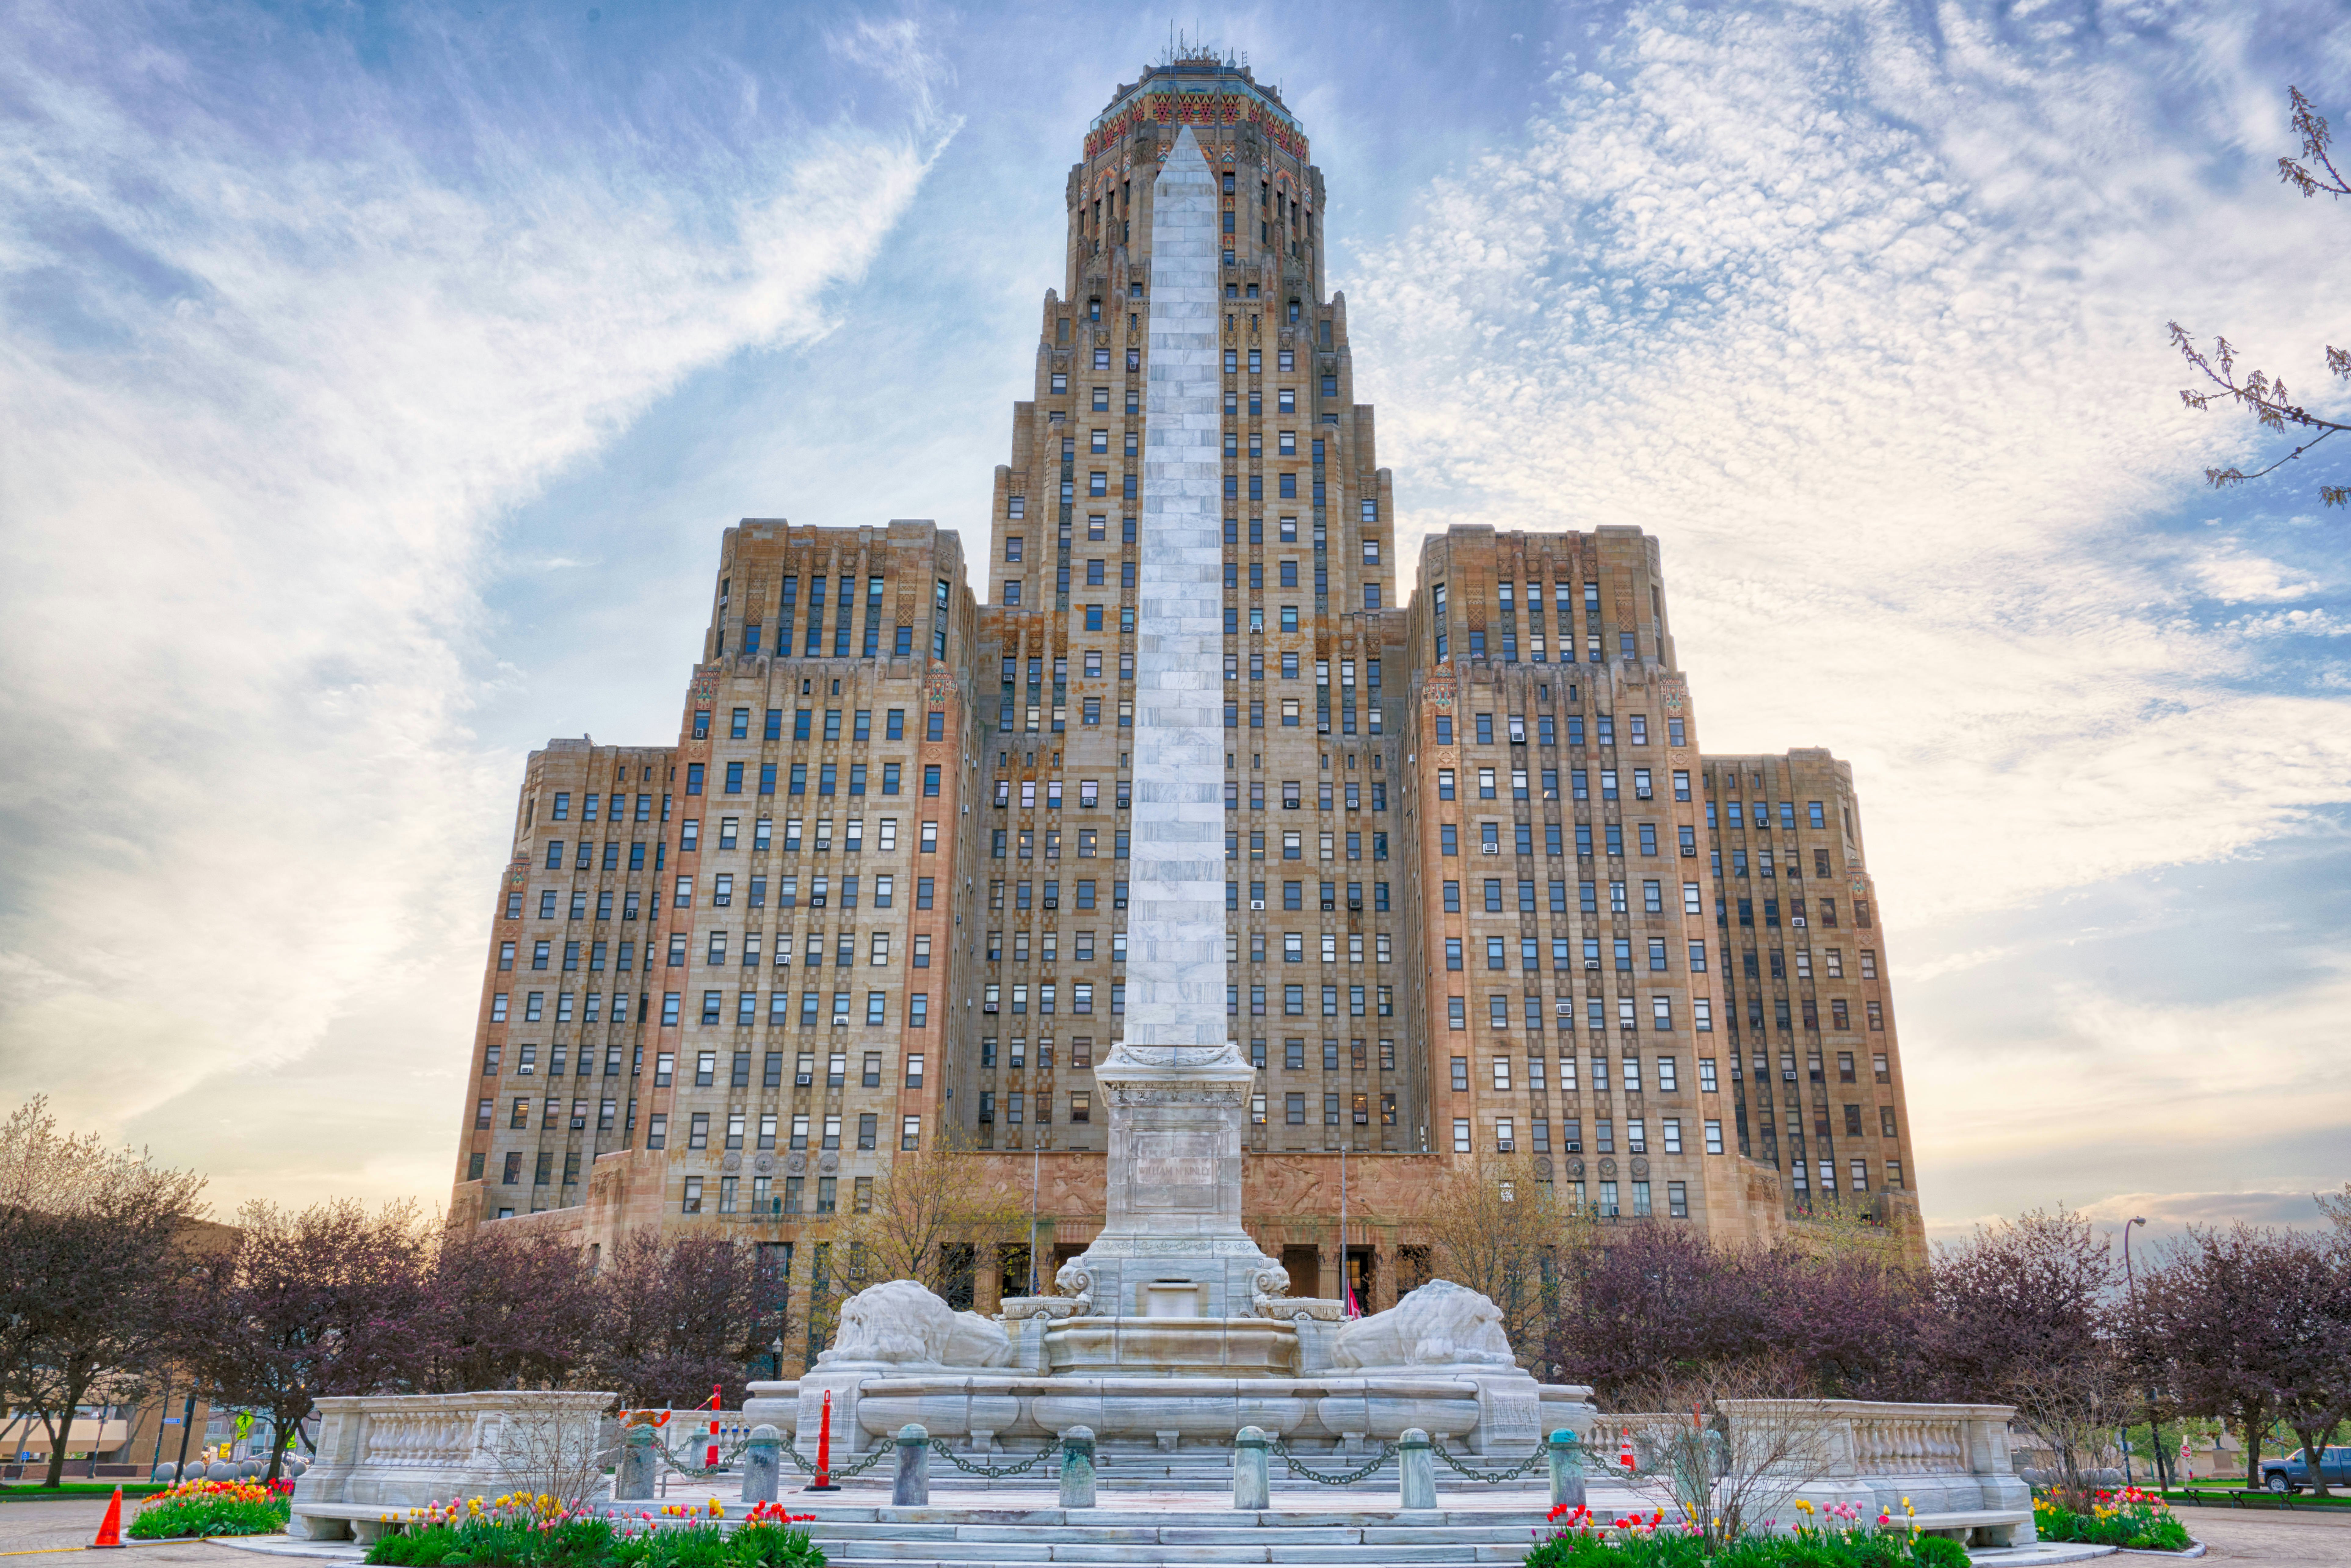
left=37, top=1361, right=97, bottom=1489
left=2292, top=1425, right=2332, bottom=1499
left=2240, top=1403, right=2268, bottom=1491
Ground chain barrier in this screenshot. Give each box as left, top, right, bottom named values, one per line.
left=1267, top=1436, right=1399, bottom=1486
left=1429, top=1440, right=1551, bottom=1485
left=931, top=1440, right=1065, bottom=1480
left=651, top=1437, right=756, bottom=1481
left=775, top=1443, right=893, bottom=1479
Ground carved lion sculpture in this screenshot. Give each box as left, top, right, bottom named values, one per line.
left=815, top=1279, right=1012, bottom=1368
left=1332, top=1278, right=1518, bottom=1368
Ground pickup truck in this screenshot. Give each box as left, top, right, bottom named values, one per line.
left=2262, top=1446, right=2351, bottom=1493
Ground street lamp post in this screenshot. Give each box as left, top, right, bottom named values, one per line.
left=1028, top=1143, right=1042, bottom=1298
left=2122, top=1215, right=2170, bottom=1491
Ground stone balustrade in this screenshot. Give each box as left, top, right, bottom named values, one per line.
left=288, top=1390, right=617, bottom=1542
left=1711, top=1399, right=2034, bottom=1547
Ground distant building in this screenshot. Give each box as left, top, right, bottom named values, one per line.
left=445, top=53, right=1921, bottom=1350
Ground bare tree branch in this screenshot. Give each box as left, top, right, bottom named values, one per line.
left=2280, top=86, right=2350, bottom=200
left=2169, top=88, right=2351, bottom=509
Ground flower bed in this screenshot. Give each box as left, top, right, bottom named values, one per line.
left=1524, top=1503, right=1970, bottom=1568
left=363, top=1496, right=822, bottom=1568
left=2033, top=1486, right=2194, bottom=1550
left=128, top=1477, right=294, bottom=1538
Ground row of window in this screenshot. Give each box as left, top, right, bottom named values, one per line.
left=1436, top=993, right=1698, bottom=1033
left=681, top=1171, right=887, bottom=1215
left=1436, top=767, right=1684, bottom=804
left=1228, top=983, right=1395, bottom=1018
left=1227, top=880, right=1391, bottom=911
left=1715, top=847, right=1839, bottom=878
left=980, top=981, right=1121, bottom=1015
left=682, top=927, right=940, bottom=968
left=1708, top=799, right=1832, bottom=830
left=994, top=778, right=1131, bottom=810
left=1230, top=828, right=1388, bottom=861
left=684, top=759, right=942, bottom=797
left=1443, top=933, right=1696, bottom=974
left=657, top=988, right=933, bottom=1031
left=1222, top=779, right=1386, bottom=811
left=987, top=877, right=1127, bottom=912
left=976, top=1036, right=1099, bottom=1070
left=1000, top=692, right=1134, bottom=724
left=1233, top=1039, right=1399, bottom=1072
left=1441, top=876, right=1693, bottom=917
left=1434, top=820, right=1685, bottom=858
left=1433, top=766, right=1675, bottom=802
left=1729, top=995, right=1889, bottom=1032
left=1250, top=1090, right=1398, bottom=1126
left=976, top=1089, right=1091, bottom=1125
left=1221, top=651, right=1381, bottom=684
left=479, top=1042, right=633, bottom=1076
left=541, top=791, right=658, bottom=822
left=1445, top=1111, right=1721, bottom=1156
left=1558, top=1179, right=1692, bottom=1219
left=690, top=707, right=945, bottom=744
left=1210, top=594, right=1387, bottom=629
left=982, top=930, right=1125, bottom=962
left=1436, top=711, right=1689, bottom=750
left=1224, top=931, right=1394, bottom=965
left=1450, top=1051, right=1712, bottom=1094
left=1730, top=1049, right=1893, bottom=1083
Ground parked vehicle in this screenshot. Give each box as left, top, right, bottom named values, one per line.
left=2262, top=1446, right=2351, bottom=1493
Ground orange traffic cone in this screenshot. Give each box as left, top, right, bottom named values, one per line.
left=92, top=1486, right=125, bottom=1549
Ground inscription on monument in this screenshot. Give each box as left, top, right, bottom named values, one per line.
left=1131, top=1131, right=1216, bottom=1193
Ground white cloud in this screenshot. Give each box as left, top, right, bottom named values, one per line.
left=2190, top=544, right=2322, bottom=603
left=0, top=4, right=940, bottom=1201
left=1348, top=0, right=2351, bottom=924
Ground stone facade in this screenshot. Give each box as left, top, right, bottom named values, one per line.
left=442, top=53, right=1922, bottom=1365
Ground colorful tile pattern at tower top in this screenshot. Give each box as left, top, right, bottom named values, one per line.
left=1128, top=125, right=1233, bottom=1056
left=442, top=53, right=1926, bottom=1338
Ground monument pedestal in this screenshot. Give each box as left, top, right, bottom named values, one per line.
left=1058, top=1043, right=1280, bottom=1324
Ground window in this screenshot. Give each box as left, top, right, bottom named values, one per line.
left=1452, top=1118, right=1471, bottom=1153
left=1705, top=1119, right=1725, bottom=1155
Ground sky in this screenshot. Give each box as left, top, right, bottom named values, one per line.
left=2, top=0, right=2347, bottom=1248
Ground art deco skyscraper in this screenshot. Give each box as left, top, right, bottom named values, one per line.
left=446, top=51, right=1923, bottom=1335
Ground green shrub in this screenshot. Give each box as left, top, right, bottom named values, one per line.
left=127, top=1479, right=293, bottom=1539
left=2032, top=1487, right=2193, bottom=1550
left=359, top=1502, right=822, bottom=1568
left=1908, top=1537, right=1969, bottom=1568
left=1523, top=1512, right=1975, bottom=1568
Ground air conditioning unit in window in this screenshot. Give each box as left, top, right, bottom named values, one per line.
left=1792, top=916, right=1807, bottom=927
left=1481, top=844, right=1500, bottom=855
left=795, top=1073, right=812, bottom=1087
left=1250, top=900, right=1266, bottom=911
left=1497, top=1139, right=1514, bottom=1152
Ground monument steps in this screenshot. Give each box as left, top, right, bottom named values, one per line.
left=790, top=1504, right=1551, bottom=1568
left=788, top=1502, right=1551, bottom=1568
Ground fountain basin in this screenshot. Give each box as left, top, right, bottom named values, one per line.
left=833, top=1372, right=1489, bottom=1449
left=1046, top=1314, right=1297, bottom=1378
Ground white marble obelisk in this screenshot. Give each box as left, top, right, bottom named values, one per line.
left=1073, top=126, right=1277, bottom=1323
